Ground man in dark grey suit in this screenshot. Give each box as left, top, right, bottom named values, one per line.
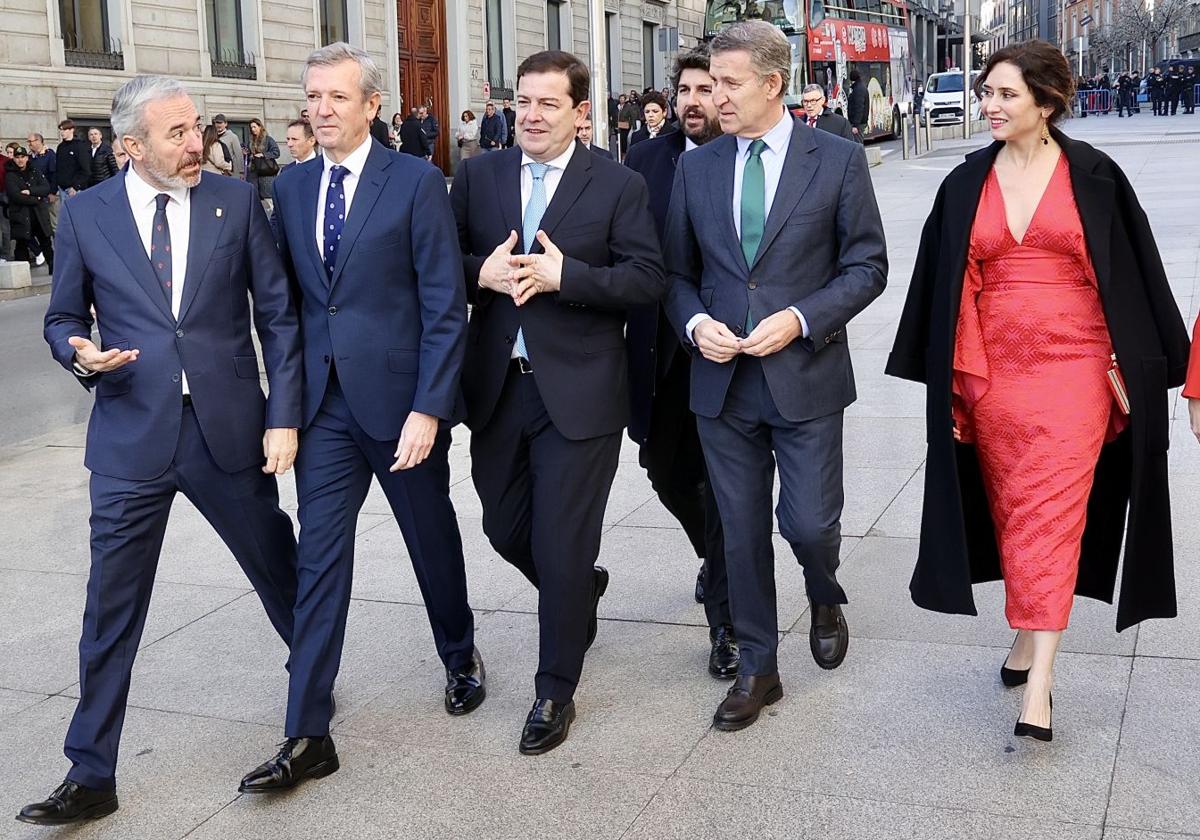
left=664, top=21, right=887, bottom=732
left=575, top=115, right=612, bottom=159
left=798, top=84, right=855, bottom=141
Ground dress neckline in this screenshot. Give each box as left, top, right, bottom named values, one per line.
left=992, top=151, right=1065, bottom=247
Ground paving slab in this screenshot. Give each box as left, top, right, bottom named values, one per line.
left=674, top=636, right=1129, bottom=825
left=1106, top=657, right=1200, bottom=836
left=624, top=777, right=1102, bottom=840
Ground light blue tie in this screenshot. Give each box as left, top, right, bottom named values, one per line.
left=515, top=162, right=550, bottom=361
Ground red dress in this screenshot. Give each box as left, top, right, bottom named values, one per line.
left=953, top=154, right=1126, bottom=631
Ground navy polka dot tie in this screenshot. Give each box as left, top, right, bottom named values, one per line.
left=151, top=193, right=173, bottom=307
left=323, top=165, right=348, bottom=279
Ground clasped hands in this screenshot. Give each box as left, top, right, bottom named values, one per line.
left=693, top=310, right=802, bottom=364
left=477, top=229, right=563, bottom=305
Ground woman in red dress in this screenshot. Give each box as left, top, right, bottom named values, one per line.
left=888, top=41, right=1189, bottom=743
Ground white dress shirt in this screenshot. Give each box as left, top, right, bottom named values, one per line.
left=686, top=107, right=810, bottom=343
left=125, top=163, right=192, bottom=393
left=315, top=134, right=374, bottom=258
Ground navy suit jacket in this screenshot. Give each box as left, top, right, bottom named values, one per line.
left=44, top=171, right=303, bottom=481
left=588, top=144, right=613, bottom=160
left=450, top=142, right=666, bottom=440
left=273, top=141, right=466, bottom=440
left=664, top=117, right=887, bottom=422
left=622, top=129, right=687, bottom=443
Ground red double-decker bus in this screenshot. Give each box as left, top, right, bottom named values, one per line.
left=704, top=0, right=913, bottom=141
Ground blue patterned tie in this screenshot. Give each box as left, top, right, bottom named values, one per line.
left=151, top=193, right=173, bottom=308
left=515, top=162, right=550, bottom=361
left=323, top=165, right=348, bottom=279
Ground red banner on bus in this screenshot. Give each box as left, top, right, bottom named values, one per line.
left=807, top=18, right=892, bottom=62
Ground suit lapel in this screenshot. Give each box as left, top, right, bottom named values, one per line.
left=753, top=122, right=819, bottom=269
left=667, top=130, right=686, bottom=167
left=177, top=180, right=226, bottom=324
left=711, top=136, right=746, bottom=275
left=330, top=143, right=392, bottom=287
left=496, top=148, right=523, bottom=249
left=299, top=160, right=327, bottom=286
left=96, top=178, right=175, bottom=323
left=529, top=140, right=592, bottom=250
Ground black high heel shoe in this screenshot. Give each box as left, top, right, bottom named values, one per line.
left=1000, top=634, right=1029, bottom=687
left=1014, top=693, right=1053, bottom=742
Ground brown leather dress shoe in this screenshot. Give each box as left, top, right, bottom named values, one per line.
left=713, top=673, right=783, bottom=731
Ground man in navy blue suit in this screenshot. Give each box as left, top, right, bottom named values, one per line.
left=574, top=115, right=611, bottom=158
left=623, top=46, right=738, bottom=682
left=240, top=43, right=482, bottom=792
left=665, top=22, right=886, bottom=731
left=451, top=50, right=665, bottom=755
left=22, top=75, right=302, bottom=826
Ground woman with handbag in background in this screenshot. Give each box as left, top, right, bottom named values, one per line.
left=887, top=40, right=1189, bottom=743
left=455, top=109, right=480, bottom=161
left=247, top=118, right=280, bottom=214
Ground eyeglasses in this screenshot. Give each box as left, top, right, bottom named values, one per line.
left=801, top=98, right=824, bottom=106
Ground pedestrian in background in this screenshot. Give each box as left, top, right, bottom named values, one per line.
left=455, top=108, right=480, bottom=160
left=281, top=118, right=318, bottom=171
left=628, top=91, right=674, bottom=147
left=1183, top=66, right=1196, bottom=113
left=616, top=93, right=639, bottom=159
left=201, top=124, right=233, bottom=175
left=26, top=132, right=57, bottom=232
left=478, top=101, right=506, bottom=151
left=799, top=83, right=855, bottom=139
left=213, top=114, right=245, bottom=178
left=247, top=117, right=280, bottom=214
left=418, top=104, right=438, bottom=160
left=4, top=146, right=53, bottom=270
left=1148, top=67, right=1165, bottom=115
left=390, top=111, right=404, bottom=150
left=399, top=108, right=431, bottom=157
left=888, top=40, right=1188, bottom=743
left=54, top=119, right=90, bottom=197
left=847, top=68, right=868, bottom=141
left=369, top=103, right=391, bottom=147
left=86, top=128, right=119, bottom=187
left=501, top=97, right=516, bottom=147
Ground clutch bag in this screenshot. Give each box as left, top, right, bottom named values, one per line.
left=1107, top=353, right=1131, bottom=415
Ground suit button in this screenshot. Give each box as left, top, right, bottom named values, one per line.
left=176, top=329, right=184, bottom=338
left=504, top=335, right=514, bottom=345
left=323, top=355, right=330, bottom=364
left=328, top=306, right=338, bottom=316
left=748, top=281, right=757, bottom=290
left=171, top=373, right=180, bottom=383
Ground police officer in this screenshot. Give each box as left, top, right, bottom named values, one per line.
left=1130, top=72, right=1142, bottom=113
left=1148, top=67, right=1165, bottom=116
left=1165, top=64, right=1184, bottom=116
left=1117, top=72, right=1134, bottom=117
left=1184, top=66, right=1196, bottom=114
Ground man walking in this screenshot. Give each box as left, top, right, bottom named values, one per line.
left=664, top=21, right=887, bottom=731
left=212, top=114, right=245, bottom=178
left=798, top=83, right=855, bottom=139
left=20, top=74, right=302, bottom=825
left=479, top=101, right=507, bottom=151
left=242, top=43, right=483, bottom=793
left=418, top=105, right=439, bottom=161
left=54, top=120, right=91, bottom=197
left=26, top=133, right=58, bottom=233
left=450, top=50, right=664, bottom=754
left=846, top=69, right=868, bottom=141
left=624, top=46, right=738, bottom=680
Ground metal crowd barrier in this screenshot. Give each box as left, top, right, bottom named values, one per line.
left=1077, top=89, right=1113, bottom=115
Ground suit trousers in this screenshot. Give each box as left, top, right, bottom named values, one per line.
left=696, top=357, right=848, bottom=676
left=285, top=374, right=475, bottom=738
left=65, top=403, right=297, bottom=790
left=471, top=364, right=621, bottom=703
left=639, top=351, right=731, bottom=629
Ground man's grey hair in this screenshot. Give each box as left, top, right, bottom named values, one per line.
left=801, top=83, right=825, bottom=97
left=302, top=42, right=382, bottom=99
left=709, top=20, right=792, bottom=95
left=28, top=132, right=45, bottom=142
left=111, top=75, right=189, bottom=142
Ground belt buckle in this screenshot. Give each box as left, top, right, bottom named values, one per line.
left=516, top=357, right=533, bottom=375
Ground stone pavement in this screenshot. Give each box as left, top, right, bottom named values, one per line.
left=0, top=113, right=1198, bottom=839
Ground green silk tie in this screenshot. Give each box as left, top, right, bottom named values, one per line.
left=741, top=138, right=767, bottom=332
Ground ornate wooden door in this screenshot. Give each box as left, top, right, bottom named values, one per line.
left=398, top=0, right=450, bottom=172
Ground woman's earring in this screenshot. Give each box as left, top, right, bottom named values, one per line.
left=1041, top=121, right=1051, bottom=145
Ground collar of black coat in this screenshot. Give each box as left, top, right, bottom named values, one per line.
left=959, top=124, right=1107, bottom=178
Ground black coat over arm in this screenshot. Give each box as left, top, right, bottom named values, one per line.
left=886, top=128, right=1190, bottom=631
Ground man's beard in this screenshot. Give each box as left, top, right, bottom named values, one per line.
left=680, top=108, right=721, bottom=145
left=142, top=144, right=202, bottom=189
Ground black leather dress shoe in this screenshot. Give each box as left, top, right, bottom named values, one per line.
left=708, top=624, right=740, bottom=679
left=445, top=647, right=487, bottom=716
left=694, top=563, right=706, bottom=603
left=16, top=781, right=117, bottom=825
left=713, top=673, right=783, bottom=731
left=809, top=603, right=849, bottom=670
left=585, top=567, right=609, bottom=650
left=519, top=699, right=576, bottom=755
left=239, top=736, right=339, bottom=793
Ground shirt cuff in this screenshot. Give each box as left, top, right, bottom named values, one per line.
left=788, top=306, right=811, bottom=339
left=685, top=313, right=713, bottom=345
left=72, top=359, right=98, bottom=377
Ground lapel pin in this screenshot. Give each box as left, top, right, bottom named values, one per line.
left=215, top=208, right=223, bottom=218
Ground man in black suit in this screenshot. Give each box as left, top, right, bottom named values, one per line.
left=575, top=115, right=612, bottom=158
left=502, top=98, right=517, bottom=148
left=399, top=109, right=431, bottom=157
left=450, top=50, right=665, bottom=755
left=799, top=84, right=855, bottom=140
left=846, top=69, right=868, bottom=142
left=623, top=46, right=737, bottom=680
left=665, top=22, right=886, bottom=731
